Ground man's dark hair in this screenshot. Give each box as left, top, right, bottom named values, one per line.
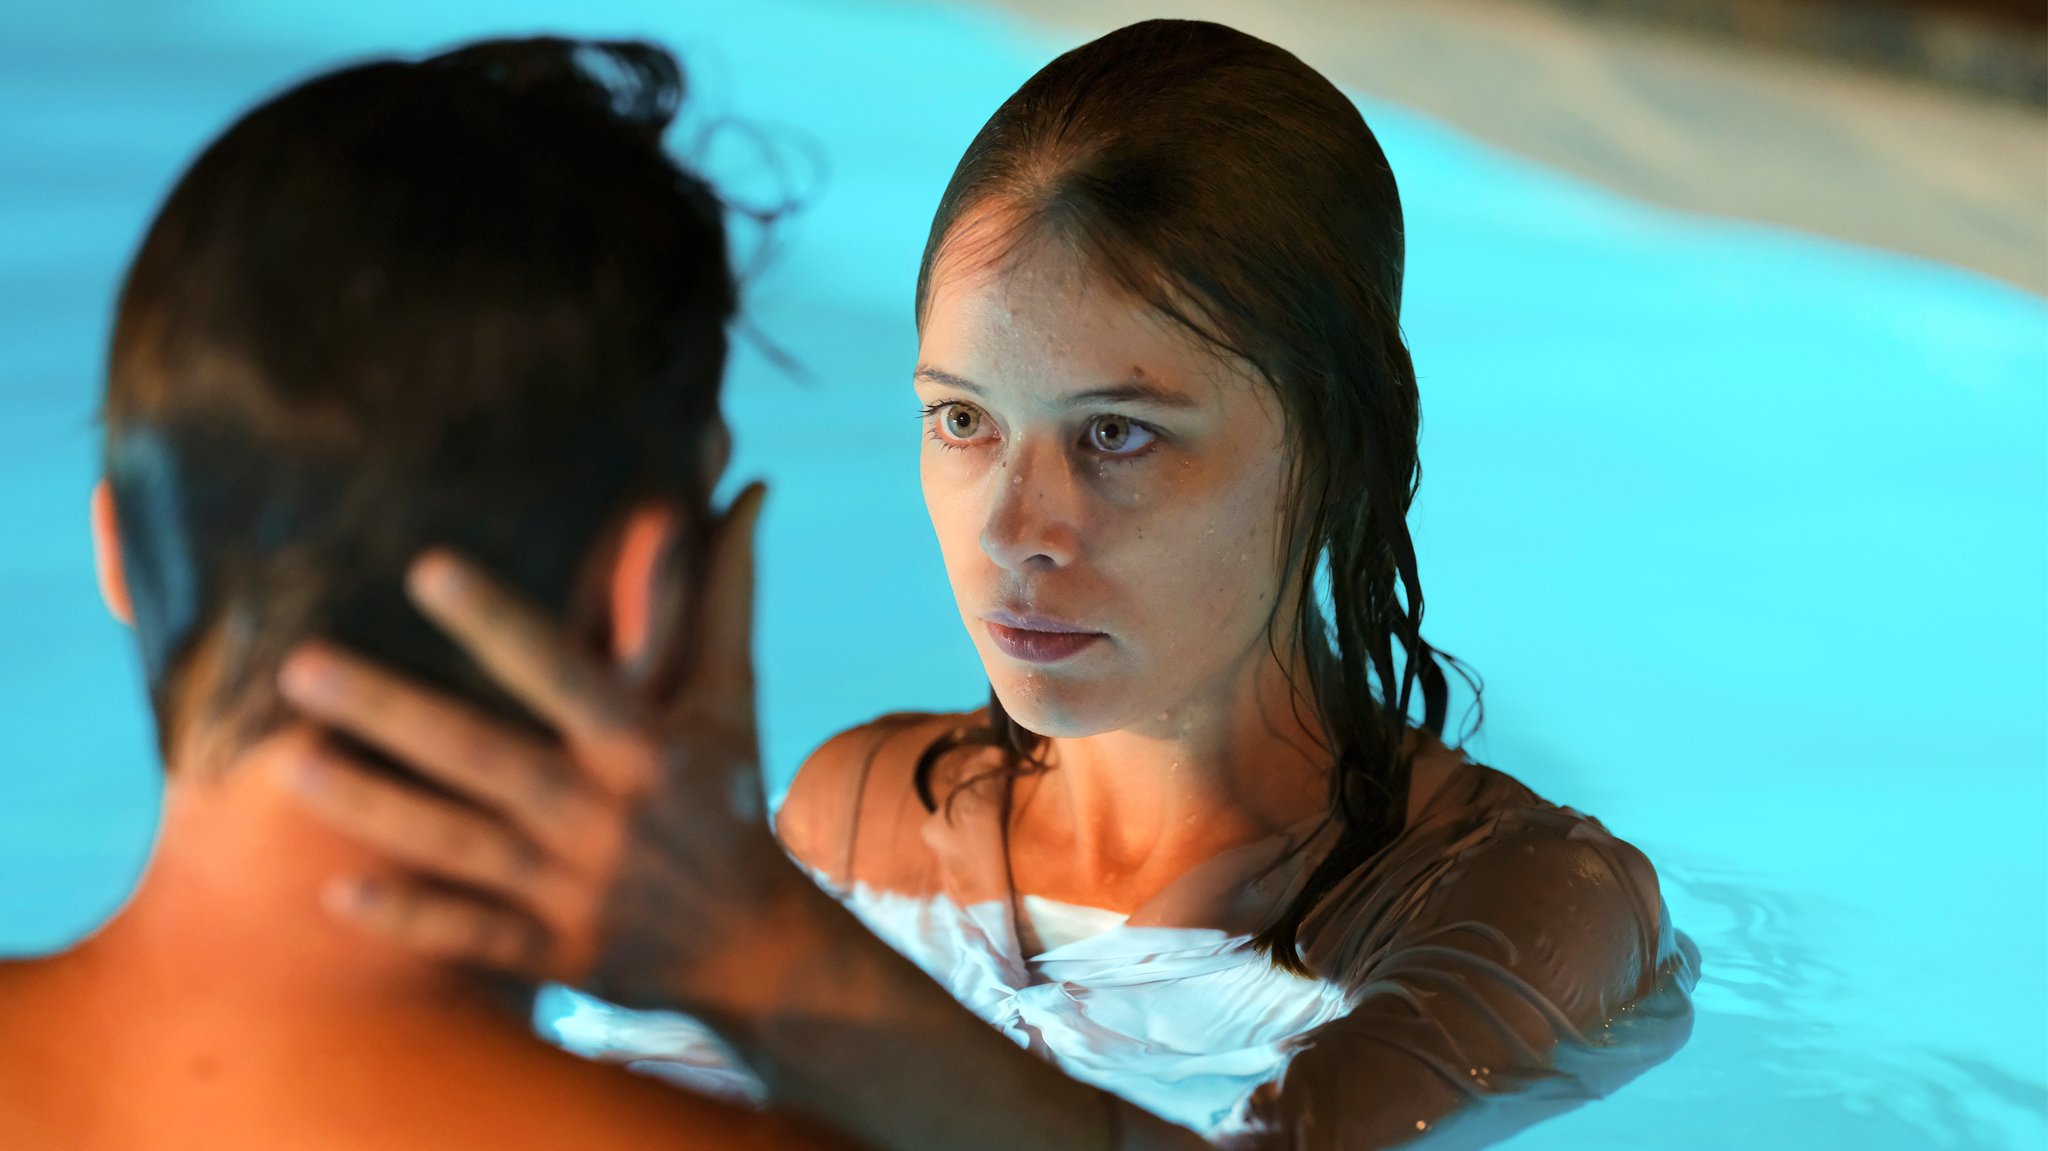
left=102, top=37, right=734, bottom=765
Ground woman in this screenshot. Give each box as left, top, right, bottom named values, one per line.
left=273, top=19, right=1699, bottom=1150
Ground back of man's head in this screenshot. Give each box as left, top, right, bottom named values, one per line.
left=101, top=38, right=733, bottom=767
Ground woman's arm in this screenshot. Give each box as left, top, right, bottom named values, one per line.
left=679, top=853, right=1204, bottom=1151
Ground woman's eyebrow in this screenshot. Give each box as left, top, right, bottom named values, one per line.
left=915, top=365, right=1198, bottom=410
left=1067, top=381, right=1199, bottom=410
left=914, top=365, right=982, bottom=393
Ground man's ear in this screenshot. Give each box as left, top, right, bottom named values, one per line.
left=608, top=504, right=686, bottom=689
left=607, top=420, right=729, bottom=690
left=90, top=478, right=135, bottom=627
left=701, top=418, right=731, bottom=495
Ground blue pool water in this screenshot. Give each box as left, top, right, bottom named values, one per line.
left=1, top=1, right=2042, bottom=1147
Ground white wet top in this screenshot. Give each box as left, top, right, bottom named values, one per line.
left=550, top=883, right=1352, bottom=1135
left=549, top=716, right=1700, bottom=1149
left=1017, top=894, right=1128, bottom=956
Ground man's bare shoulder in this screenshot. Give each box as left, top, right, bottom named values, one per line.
left=387, top=1027, right=843, bottom=1151
left=774, top=707, right=991, bottom=891
left=0, top=981, right=846, bottom=1151
left=296, top=1014, right=851, bottom=1151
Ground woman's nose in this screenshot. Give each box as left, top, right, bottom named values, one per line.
left=980, top=441, right=1081, bottom=571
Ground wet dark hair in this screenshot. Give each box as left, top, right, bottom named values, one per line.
left=102, top=37, right=734, bottom=765
left=908, top=19, right=1483, bottom=971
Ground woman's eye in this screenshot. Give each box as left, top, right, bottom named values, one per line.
left=925, top=400, right=989, bottom=447
left=1087, top=414, right=1156, bottom=456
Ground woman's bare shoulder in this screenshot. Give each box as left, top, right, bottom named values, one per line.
left=773, top=706, right=991, bottom=889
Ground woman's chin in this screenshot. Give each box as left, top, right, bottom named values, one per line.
left=985, top=673, right=1132, bottom=740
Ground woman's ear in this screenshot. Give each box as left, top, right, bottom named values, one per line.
left=90, top=478, right=135, bottom=627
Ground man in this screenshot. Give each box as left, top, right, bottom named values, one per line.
left=0, top=37, right=839, bottom=1151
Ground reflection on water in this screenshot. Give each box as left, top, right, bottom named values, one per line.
left=1664, top=865, right=1844, bottom=1015
left=1644, top=866, right=2048, bottom=1150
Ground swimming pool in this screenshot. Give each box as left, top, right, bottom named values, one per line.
left=1, top=1, right=2042, bottom=1147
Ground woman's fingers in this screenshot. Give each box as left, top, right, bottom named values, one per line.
left=666, top=481, right=765, bottom=728
left=652, top=482, right=769, bottom=825
left=277, top=644, right=604, bottom=858
left=405, top=551, right=657, bottom=797
left=279, top=743, right=589, bottom=934
left=323, top=874, right=559, bottom=979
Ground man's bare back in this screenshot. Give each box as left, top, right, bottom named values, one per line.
left=0, top=733, right=839, bottom=1151
left=0, top=968, right=819, bottom=1151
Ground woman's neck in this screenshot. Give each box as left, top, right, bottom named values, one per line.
left=1017, top=644, right=1334, bottom=908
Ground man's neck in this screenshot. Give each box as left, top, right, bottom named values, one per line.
left=9, top=725, right=532, bottom=1045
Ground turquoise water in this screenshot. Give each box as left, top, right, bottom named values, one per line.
left=1, top=1, right=2042, bottom=1147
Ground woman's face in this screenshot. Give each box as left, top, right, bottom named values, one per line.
left=916, top=221, right=1300, bottom=740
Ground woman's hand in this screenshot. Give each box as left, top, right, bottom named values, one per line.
left=271, top=482, right=797, bottom=1010
left=271, top=488, right=1214, bottom=1151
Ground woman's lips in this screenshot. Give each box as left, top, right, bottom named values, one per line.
left=983, top=620, right=1105, bottom=664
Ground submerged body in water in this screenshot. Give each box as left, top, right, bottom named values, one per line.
left=556, top=712, right=1700, bottom=1148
